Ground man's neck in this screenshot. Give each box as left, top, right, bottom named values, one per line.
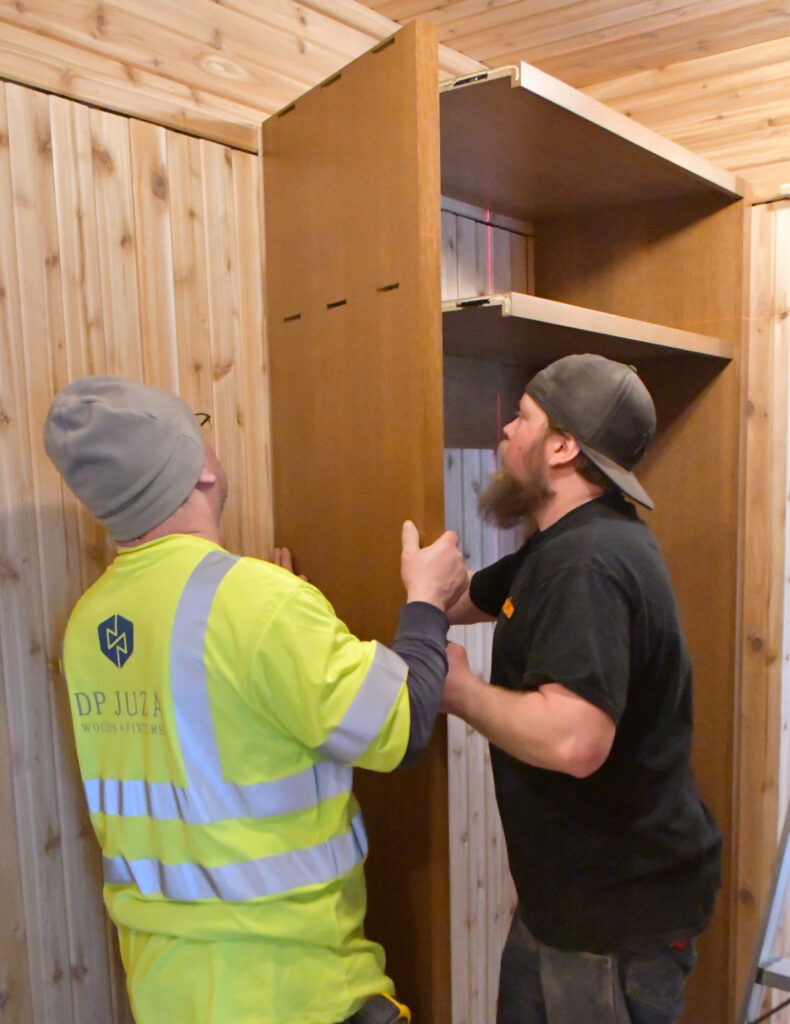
left=534, top=479, right=606, bottom=532
left=118, top=516, right=221, bottom=548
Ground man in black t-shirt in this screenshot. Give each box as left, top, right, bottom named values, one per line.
left=443, top=354, right=721, bottom=1024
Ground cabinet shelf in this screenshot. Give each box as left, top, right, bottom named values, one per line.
left=440, top=65, right=744, bottom=221
left=443, top=292, right=733, bottom=366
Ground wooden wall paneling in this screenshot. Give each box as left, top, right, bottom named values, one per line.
left=48, top=96, right=113, bottom=586
left=455, top=214, right=487, bottom=298
left=4, top=79, right=84, bottom=1024
left=0, top=80, right=36, bottom=1024
left=447, top=701, right=473, bottom=1024
left=87, top=102, right=146, bottom=1024
left=166, top=131, right=215, bottom=417
left=201, top=139, right=248, bottom=558
left=230, top=146, right=272, bottom=561
left=49, top=93, right=127, bottom=1024
left=89, top=107, right=144, bottom=379
left=733, top=199, right=779, bottom=1018
left=460, top=448, right=488, bottom=1024
left=503, top=227, right=527, bottom=295
left=776, top=202, right=790, bottom=1024
left=734, top=199, right=790, bottom=1021
left=0, top=82, right=272, bottom=1024
left=767, top=200, right=790, bottom=1021
left=445, top=451, right=472, bottom=1024
left=477, top=451, right=517, bottom=1023
left=439, top=196, right=533, bottom=300
left=445, top=446, right=518, bottom=1024
left=130, top=119, right=180, bottom=390
left=263, top=22, right=448, bottom=1019
left=441, top=209, right=458, bottom=301
left=50, top=97, right=106, bottom=382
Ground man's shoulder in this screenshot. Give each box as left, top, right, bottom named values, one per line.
left=529, top=497, right=657, bottom=581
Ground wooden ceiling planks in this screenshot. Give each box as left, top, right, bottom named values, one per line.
left=0, top=0, right=787, bottom=198
left=582, top=35, right=790, bottom=199
left=0, top=0, right=479, bottom=152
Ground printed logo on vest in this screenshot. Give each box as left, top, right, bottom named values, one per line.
left=98, top=614, right=134, bottom=668
left=502, top=597, right=515, bottom=618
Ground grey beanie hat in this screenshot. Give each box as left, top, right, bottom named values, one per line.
left=525, top=354, right=657, bottom=509
left=43, top=376, right=205, bottom=541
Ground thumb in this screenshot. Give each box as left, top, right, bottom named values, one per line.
left=401, top=519, right=420, bottom=553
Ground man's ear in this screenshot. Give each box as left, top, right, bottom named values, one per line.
left=197, top=466, right=217, bottom=488
left=547, top=431, right=580, bottom=468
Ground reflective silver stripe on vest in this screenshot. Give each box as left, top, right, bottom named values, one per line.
left=103, top=811, right=368, bottom=900
left=85, top=549, right=353, bottom=826
left=316, top=642, right=407, bottom=764
left=83, top=761, right=351, bottom=824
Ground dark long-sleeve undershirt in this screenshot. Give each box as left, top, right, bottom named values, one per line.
left=390, top=601, right=449, bottom=768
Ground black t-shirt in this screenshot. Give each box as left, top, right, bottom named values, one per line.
left=470, top=491, right=722, bottom=952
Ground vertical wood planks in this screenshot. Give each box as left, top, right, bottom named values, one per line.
left=89, top=107, right=144, bottom=379
left=440, top=199, right=532, bottom=302
left=441, top=208, right=458, bottom=302
left=775, top=201, right=790, bottom=1024
left=737, top=200, right=790, bottom=1023
left=49, top=93, right=119, bottom=1024
left=201, top=140, right=247, bottom=557
left=130, top=119, right=179, bottom=389
left=231, top=147, right=272, bottom=561
left=0, top=79, right=36, bottom=1024
left=4, top=79, right=77, bottom=1024
left=734, top=201, right=786, bottom=1014
left=444, top=447, right=519, bottom=1024
left=1, top=82, right=269, bottom=1024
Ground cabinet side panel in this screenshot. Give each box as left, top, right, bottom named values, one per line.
left=636, top=357, right=739, bottom=1024
left=534, top=198, right=745, bottom=1024
left=262, top=21, right=449, bottom=1021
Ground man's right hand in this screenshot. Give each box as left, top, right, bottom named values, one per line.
left=400, top=520, right=467, bottom=612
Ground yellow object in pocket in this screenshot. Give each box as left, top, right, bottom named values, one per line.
left=351, top=992, right=412, bottom=1023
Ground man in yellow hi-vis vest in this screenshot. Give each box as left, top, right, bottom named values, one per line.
left=44, top=376, right=467, bottom=1024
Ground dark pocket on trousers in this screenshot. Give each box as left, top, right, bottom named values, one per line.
left=620, top=942, right=696, bottom=1024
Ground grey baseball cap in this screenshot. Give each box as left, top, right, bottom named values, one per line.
left=525, top=354, right=656, bottom=509
left=43, top=376, right=205, bottom=541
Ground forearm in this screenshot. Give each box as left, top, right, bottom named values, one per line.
left=446, top=571, right=495, bottom=625
left=448, top=672, right=612, bottom=778
left=391, top=601, right=449, bottom=767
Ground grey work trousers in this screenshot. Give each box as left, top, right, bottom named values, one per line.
left=497, top=910, right=696, bottom=1024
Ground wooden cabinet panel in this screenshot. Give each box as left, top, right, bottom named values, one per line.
left=263, top=20, right=450, bottom=1021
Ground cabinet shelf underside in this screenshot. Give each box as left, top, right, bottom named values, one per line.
left=440, top=72, right=743, bottom=221
left=442, top=292, right=733, bottom=367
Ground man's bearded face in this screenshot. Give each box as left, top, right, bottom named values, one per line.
left=478, top=428, right=554, bottom=529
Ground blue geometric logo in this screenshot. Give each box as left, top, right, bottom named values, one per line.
left=98, top=614, right=134, bottom=668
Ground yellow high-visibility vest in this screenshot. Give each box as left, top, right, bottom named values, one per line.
left=62, top=533, right=411, bottom=1024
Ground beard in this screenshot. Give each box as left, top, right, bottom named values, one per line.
left=478, top=441, right=554, bottom=530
